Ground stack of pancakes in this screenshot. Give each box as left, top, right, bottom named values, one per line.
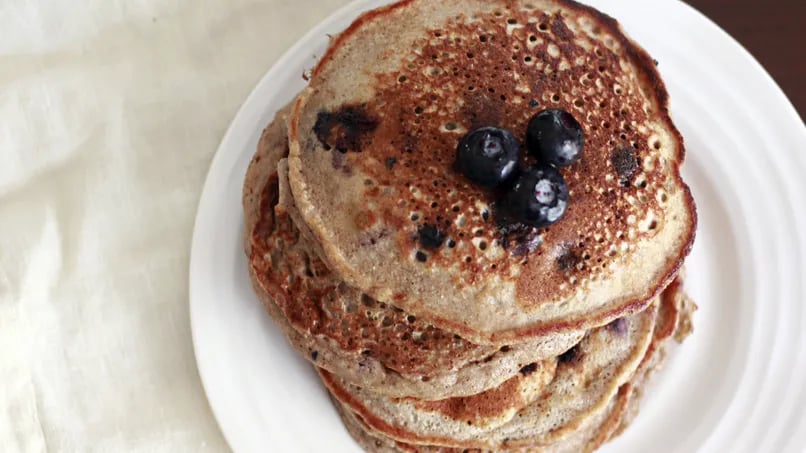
left=243, top=0, right=697, bottom=451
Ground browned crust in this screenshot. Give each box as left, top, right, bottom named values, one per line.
left=334, top=378, right=632, bottom=453
left=320, top=368, right=475, bottom=449
left=581, top=385, right=632, bottom=453
left=243, top=115, right=288, bottom=259
left=300, top=0, right=697, bottom=343
left=327, top=284, right=694, bottom=452
left=402, top=359, right=555, bottom=425
left=334, top=399, right=402, bottom=453
left=655, top=276, right=683, bottom=341
left=319, top=312, right=650, bottom=450
left=318, top=294, right=670, bottom=450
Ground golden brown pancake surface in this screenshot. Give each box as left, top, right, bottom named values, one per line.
left=288, top=0, right=696, bottom=342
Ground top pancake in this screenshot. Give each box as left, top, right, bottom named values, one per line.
left=244, top=103, right=584, bottom=399
left=288, top=0, right=696, bottom=343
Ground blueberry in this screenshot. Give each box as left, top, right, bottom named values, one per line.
left=499, top=164, right=569, bottom=227
left=418, top=224, right=444, bottom=249
left=456, top=127, right=520, bottom=188
left=526, top=109, right=584, bottom=167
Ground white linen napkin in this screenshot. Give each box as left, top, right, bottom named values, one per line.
left=0, top=1, right=349, bottom=450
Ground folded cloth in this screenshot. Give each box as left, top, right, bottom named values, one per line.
left=0, top=0, right=350, bottom=450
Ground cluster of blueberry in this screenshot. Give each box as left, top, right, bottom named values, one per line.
left=455, top=109, right=584, bottom=228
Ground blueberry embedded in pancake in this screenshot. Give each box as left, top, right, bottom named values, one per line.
left=313, top=104, right=379, bottom=153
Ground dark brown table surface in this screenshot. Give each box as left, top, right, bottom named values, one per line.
left=686, top=0, right=805, bottom=121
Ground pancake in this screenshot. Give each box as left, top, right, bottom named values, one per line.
left=332, top=359, right=558, bottom=437
left=614, top=275, right=696, bottom=436
left=332, top=280, right=694, bottom=452
left=321, top=296, right=663, bottom=449
left=245, top=106, right=583, bottom=399
left=335, top=387, right=629, bottom=453
left=287, top=0, right=696, bottom=343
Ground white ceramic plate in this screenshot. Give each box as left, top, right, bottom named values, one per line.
left=189, top=1, right=806, bottom=451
